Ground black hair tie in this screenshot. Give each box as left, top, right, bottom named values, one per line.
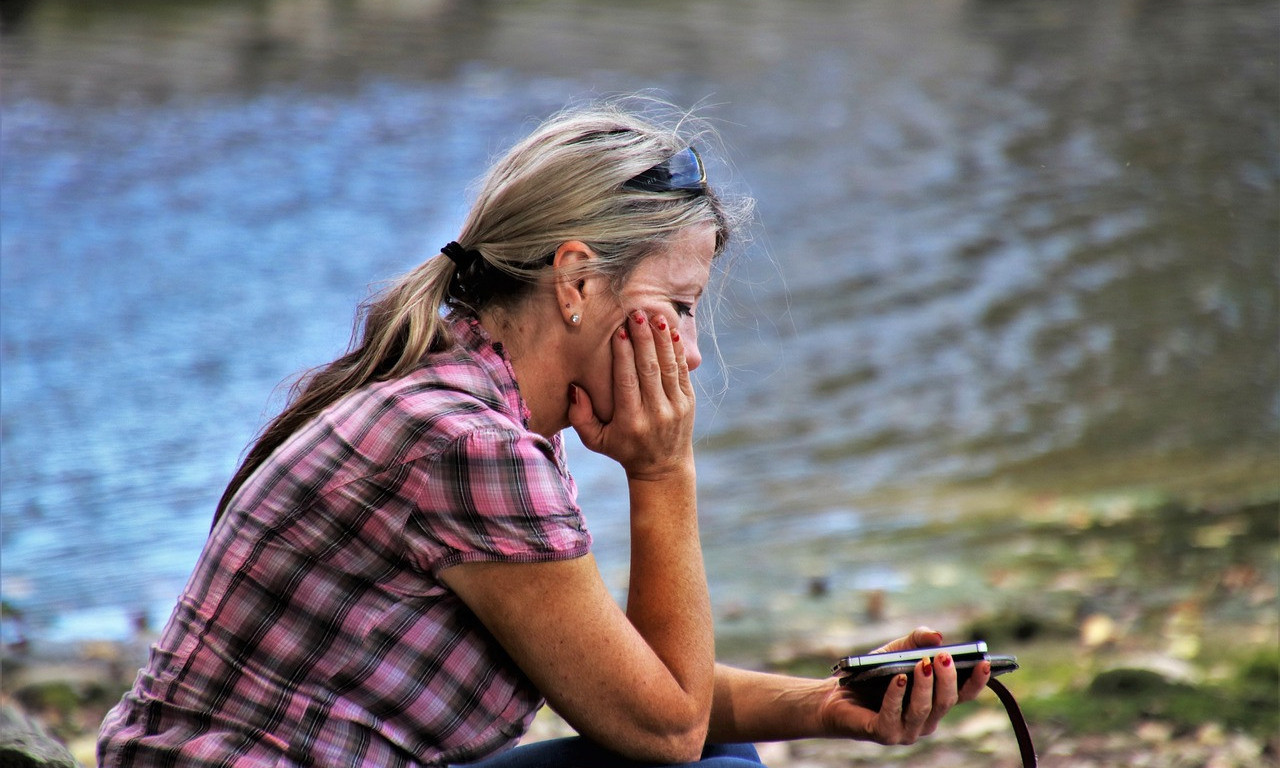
left=442, top=241, right=479, bottom=268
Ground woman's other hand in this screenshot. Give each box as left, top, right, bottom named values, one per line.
left=568, top=308, right=696, bottom=481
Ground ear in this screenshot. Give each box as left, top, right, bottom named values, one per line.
left=551, top=240, right=598, bottom=327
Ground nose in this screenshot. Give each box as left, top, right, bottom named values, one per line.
left=682, top=324, right=702, bottom=372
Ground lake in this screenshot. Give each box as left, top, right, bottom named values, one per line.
left=2, top=0, right=1276, bottom=649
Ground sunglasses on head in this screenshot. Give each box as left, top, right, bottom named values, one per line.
left=623, top=146, right=707, bottom=193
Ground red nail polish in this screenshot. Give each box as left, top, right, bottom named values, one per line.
left=632, top=312, right=645, bottom=325
left=896, top=674, right=908, bottom=688
left=568, top=384, right=579, bottom=404
left=940, top=653, right=952, bottom=668
left=922, top=661, right=933, bottom=677
left=619, top=327, right=628, bottom=340
left=655, top=316, right=667, bottom=330
left=671, top=331, right=680, bottom=343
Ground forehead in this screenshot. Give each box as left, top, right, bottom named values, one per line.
left=622, top=225, right=716, bottom=295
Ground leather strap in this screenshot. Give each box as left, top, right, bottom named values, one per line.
left=987, top=676, right=1037, bottom=767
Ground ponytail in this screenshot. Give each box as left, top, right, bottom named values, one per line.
left=213, top=256, right=455, bottom=524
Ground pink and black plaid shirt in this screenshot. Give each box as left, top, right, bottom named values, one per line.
left=99, top=315, right=592, bottom=767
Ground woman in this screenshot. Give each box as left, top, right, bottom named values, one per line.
left=98, top=100, right=989, bottom=767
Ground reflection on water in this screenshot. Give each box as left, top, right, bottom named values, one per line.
left=2, top=0, right=1277, bottom=641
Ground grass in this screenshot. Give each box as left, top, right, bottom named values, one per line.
left=1020, top=646, right=1280, bottom=741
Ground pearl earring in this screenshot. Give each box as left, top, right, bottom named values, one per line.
left=570, top=313, right=581, bottom=325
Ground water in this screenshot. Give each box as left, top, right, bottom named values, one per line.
left=2, top=0, right=1276, bottom=646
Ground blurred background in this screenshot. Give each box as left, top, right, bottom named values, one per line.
left=2, top=0, right=1277, bottom=765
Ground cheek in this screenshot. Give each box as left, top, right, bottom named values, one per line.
left=584, top=331, right=618, bottom=421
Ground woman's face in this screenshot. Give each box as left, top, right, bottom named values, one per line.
left=575, top=223, right=716, bottom=423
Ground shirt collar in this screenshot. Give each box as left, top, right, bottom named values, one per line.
left=448, top=312, right=534, bottom=429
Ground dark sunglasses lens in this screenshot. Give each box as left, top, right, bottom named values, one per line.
left=665, top=147, right=705, bottom=189
left=623, top=146, right=706, bottom=192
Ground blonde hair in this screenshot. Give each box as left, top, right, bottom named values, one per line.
left=215, top=97, right=751, bottom=521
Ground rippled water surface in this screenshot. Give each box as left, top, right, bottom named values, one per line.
left=2, top=0, right=1277, bottom=642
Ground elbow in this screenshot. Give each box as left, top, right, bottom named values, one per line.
left=668, top=732, right=710, bottom=765
left=627, top=705, right=710, bottom=765
left=558, top=672, right=714, bottom=763
left=627, top=726, right=707, bottom=765
left=661, top=723, right=710, bottom=765
left=574, top=696, right=708, bottom=764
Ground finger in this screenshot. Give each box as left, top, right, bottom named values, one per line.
left=610, top=321, right=642, bottom=415
left=565, top=384, right=603, bottom=448
left=922, top=651, right=960, bottom=734
left=625, top=310, right=664, bottom=404
left=649, top=312, right=684, bottom=401
left=958, top=659, right=991, bottom=702
left=874, top=626, right=944, bottom=653
left=670, top=323, right=695, bottom=399
left=900, top=658, right=935, bottom=743
left=872, top=673, right=909, bottom=744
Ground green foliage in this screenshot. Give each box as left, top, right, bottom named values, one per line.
left=961, top=608, right=1076, bottom=646
left=1022, top=649, right=1280, bottom=740
left=12, top=681, right=79, bottom=720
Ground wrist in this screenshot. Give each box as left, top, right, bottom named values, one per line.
left=626, top=461, right=699, bottom=538
left=624, top=455, right=697, bottom=485
left=815, top=676, right=847, bottom=738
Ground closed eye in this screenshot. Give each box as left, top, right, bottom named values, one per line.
left=673, top=301, right=694, bottom=318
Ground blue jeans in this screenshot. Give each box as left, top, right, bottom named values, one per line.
left=457, top=738, right=764, bottom=767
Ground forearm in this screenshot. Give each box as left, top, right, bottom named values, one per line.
left=709, top=664, right=834, bottom=743
left=625, top=466, right=715, bottom=709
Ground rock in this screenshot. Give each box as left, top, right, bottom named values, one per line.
left=1135, top=720, right=1175, bottom=743
left=1080, top=612, right=1117, bottom=648
left=1087, top=667, right=1188, bottom=698
left=952, top=709, right=1009, bottom=740
left=0, top=704, right=80, bottom=768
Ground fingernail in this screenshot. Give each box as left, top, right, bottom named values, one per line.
left=896, top=674, right=908, bottom=688
left=568, top=384, right=579, bottom=404
left=939, top=653, right=952, bottom=668
left=618, top=327, right=628, bottom=340
left=632, top=312, right=645, bottom=325
left=654, top=315, right=667, bottom=330
left=922, top=661, right=933, bottom=678
left=671, top=331, right=680, bottom=343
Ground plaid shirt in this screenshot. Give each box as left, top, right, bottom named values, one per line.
left=99, top=316, right=592, bottom=767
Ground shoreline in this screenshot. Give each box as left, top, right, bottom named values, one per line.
left=5, top=629, right=1274, bottom=768
left=4, top=494, right=1276, bottom=767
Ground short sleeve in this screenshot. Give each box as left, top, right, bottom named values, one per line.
left=406, top=428, right=592, bottom=575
